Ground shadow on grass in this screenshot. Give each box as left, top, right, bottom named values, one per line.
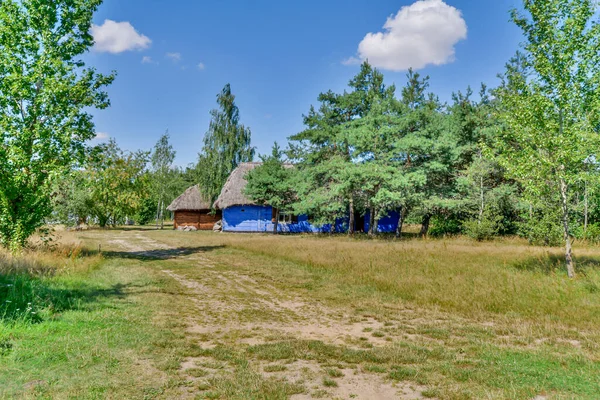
left=96, top=245, right=225, bottom=261
left=0, top=272, right=137, bottom=325
left=513, top=254, right=600, bottom=275
left=84, top=225, right=175, bottom=232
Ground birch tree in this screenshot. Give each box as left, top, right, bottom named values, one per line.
left=151, top=131, right=176, bottom=229
left=197, top=84, right=254, bottom=204
left=494, top=0, right=600, bottom=277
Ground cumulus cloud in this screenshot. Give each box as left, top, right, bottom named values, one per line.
left=166, top=52, right=182, bottom=62
left=92, top=20, right=151, bottom=54
left=347, top=0, right=467, bottom=71
left=197, top=62, right=205, bottom=70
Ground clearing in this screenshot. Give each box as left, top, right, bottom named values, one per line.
left=1, top=228, right=600, bottom=399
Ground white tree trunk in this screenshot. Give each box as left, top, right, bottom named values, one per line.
left=559, top=177, right=575, bottom=278
left=584, top=180, right=588, bottom=234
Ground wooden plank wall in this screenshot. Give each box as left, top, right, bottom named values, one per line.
left=174, top=210, right=222, bottom=230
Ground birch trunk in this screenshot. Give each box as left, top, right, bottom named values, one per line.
left=584, top=181, right=588, bottom=234
left=479, top=175, right=484, bottom=224
left=160, top=200, right=164, bottom=230
left=155, top=199, right=161, bottom=230
left=559, top=177, right=575, bottom=278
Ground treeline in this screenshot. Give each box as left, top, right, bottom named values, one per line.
left=1, top=0, right=599, bottom=277
left=52, top=134, right=190, bottom=229
left=245, top=63, right=599, bottom=244
left=51, top=84, right=255, bottom=229
left=243, top=1, right=600, bottom=278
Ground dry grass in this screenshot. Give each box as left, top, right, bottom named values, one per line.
left=4, top=228, right=600, bottom=399
left=132, top=229, right=600, bottom=399
left=152, top=231, right=600, bottom=330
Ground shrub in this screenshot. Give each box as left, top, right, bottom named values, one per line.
left=572, top=223, right=600, bottom=244
left=463, top=216, right=500, bottom=241
left=518, top=209, right=563, bottom=246
left=429, top=216, right=462, bottom=237
left=136, top=197, right=156, bottom=225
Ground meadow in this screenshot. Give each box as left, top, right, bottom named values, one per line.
left=1, top=228, right=599, bottom=399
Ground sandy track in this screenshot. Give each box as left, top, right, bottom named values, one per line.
left=107, top=231, right=428, bottom=399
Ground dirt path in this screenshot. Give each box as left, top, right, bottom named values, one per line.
left=104, top=231, right=429, bottom=399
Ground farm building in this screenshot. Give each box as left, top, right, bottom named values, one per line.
left=213, top=162, right=399, bottom=233
left=167, top=185, right=221, bottom=230
left=212, top=162, right=310, bottom=233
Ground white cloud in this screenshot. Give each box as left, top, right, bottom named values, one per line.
left=92, top=20, right=151, bottom=54
left=141, top=56, right=157, bottom=64
left=197, top=62, right=205, bottom=70
left=342, top=57, right=361, bottom=66
left=347, top=0, right=467, bottom=71
left=166, top=52, right=182, bottom=62
left=93, top=132, right=109, bottom=141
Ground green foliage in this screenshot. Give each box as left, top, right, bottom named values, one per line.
left=492, top=0, right=600, bottom=275
left=463, top=215, right=501, bottom=241
left=197, top=84, right=255, bottom=204
left=518, top=206, right=563, bottom=246
left=52, top=170, right=94, bottom=227
left=288, top=63, right=396, bottom=229
left=0, top=0, right=114, bottom=250
left=573, top=223, right=600, bottom=244
left=85, top=141, right=149, bottom=227
left=429, top=215, right=462, bottom=237
left=245, top=143, right=295, bottom=232
left=136, top=197, right=157, bottom=226
left=149, top=132, right=179, bottom=228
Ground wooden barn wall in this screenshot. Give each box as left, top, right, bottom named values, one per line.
left=174, top=210, right=221, bottom=230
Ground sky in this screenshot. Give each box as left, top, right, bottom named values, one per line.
left=87, top=0, right=524, bottom=167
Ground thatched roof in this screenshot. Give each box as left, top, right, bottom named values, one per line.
left=213, top=162, right=261, bottom=209
left=167, top=185, right=212, bottom=211
left=213, top=162, right=295, bottom=209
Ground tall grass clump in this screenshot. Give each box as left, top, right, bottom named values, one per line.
left=0, top=238, right=101, bottom=325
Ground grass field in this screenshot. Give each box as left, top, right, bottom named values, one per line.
left=1, top=228, right=599, bottom=399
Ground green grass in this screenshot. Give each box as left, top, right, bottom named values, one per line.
left=325, top=368, right=344, bottom=378
left=322, top=377, right=338, bottom=387
left=145, top=230, right=600, bottom=399
left=2, top=228, right=600, bottom=399
left=0, top=236, right=193, bottom=399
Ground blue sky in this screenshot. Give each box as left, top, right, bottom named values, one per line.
left=87, top=0, right=523, bottom=167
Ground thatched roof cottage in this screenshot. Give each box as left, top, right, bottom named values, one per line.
left=167, top=185, right=221, bottom=230
left=213, top=162, right=339, bottom=233
left=170, top=163, right=401, bottom=234
left=213, top=163, right=278, bottom=232
left=213, top=162, right=262, bottom=210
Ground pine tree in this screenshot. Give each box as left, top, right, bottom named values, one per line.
left=245, top=143, right=295, bottom=234
left=289, top=62, right=395, bottom=233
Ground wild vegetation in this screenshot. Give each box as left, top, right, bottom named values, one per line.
left=2, top=229, right=600, bottom=399
left=1, top=0, right=600, bottom=398
left=1, top=0, right=598, bottom=279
